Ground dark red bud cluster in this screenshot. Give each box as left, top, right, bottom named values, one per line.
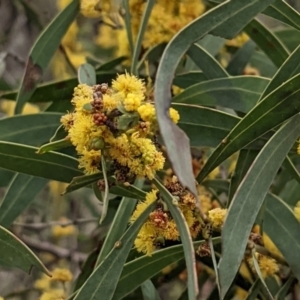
left=93, top=112, right=107, bottom=126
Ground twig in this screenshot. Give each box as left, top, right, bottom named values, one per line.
left=13, top=218, right=98, bottom=230
left=21, top=235, right=88, bottom=262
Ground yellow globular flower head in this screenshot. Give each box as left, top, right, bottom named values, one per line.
left=78, top=149, right=102, bottom=174
left=169, top=107, right=180, bottom=124
left=208, top=208, right=227, bottom=231
left=60, top=113, right=73, bottom=131
left=248, top=253, right=279, bottom=278
left=132, top=177, right=202, bottom=256
left=71, top=84, right=94, bottom=112
left=138, top=103, right=156, bottom=123
left=80, top=0, right=102, bottom=18
left=226, top=32, right=249, bottom=47
left=39, top=289, right=66, bottom=300
left=123, top=93, right=143, bottom=112
left=112, top=72, right=145, bottom=99
left=294, top=201, right=300, bottom=222
left=51, top=268, right=73, bottom=282
left=34, top=274, right=51, bottom=291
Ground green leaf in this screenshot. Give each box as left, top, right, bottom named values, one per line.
left=275, top=275, right=295, bottom=300
left=249, top=51, right=277, bottom=78
left=155, top=0, right=278, bottom=197
left=282, top=156, right=300, bottom=186
left=1, top=72, right=116, bottom=103
left=37, top=138, right=72, bottom=154
left=113, top=239, right=219, bottom=299
left=187, top=44, right=229, bottom=79
left=173, top=76, right=269, bottom=113
left=100, top=156, right=109, bottom=224
left=96, top=56, right=127, bottom=71
left=131, top=0, right=155, bottom=75
left=196, top=73, right=300, bottom=183
left=154, top=177, right=198, bottom=300
left=174, top=104, right=240, bottom=148
left=0, top=113, right=62, bottom=146
left=264, top=193, right=300, bottom=282
left=50, top=124, right=67, bottom=142
left=202, top=179, right=229, bottom=193
left=172, top=72, right=207, bottom=89
left=226, top=40, right=256, bottom=76
left=209, top=237, right=220, bottom=293
left=0, top=170, right=15, bottom=188
left=0, top=225, right=50, bottom=275
left=228, top=149, right=259, bottom=204
left=244, top=19, right=289, bottom=68
left=264, top=0, right=300, bottom=32
left=14, top=0, right=80, bottom=114
left=141, top=280, right=161, bottom=300
left=0, top=174, right=47, bottom=227
left=73, top=198, right=156, bottom=300
left=279, top=179, right=300, bottom=206
left=110, top=184, right=146, bottom=200
left=74, top=248, right=99, bottom=291
left=260, top=43, right=300, bottom=100
left=63, top=173, right=103, bottom=194
left=245, top=279, right=262, bottom=300
left=251, top=249, right=274, bottom=300
left=122, top=0, right=134, bottom=54
left=78, top=63, right=96, bottom=86
left=218, top=115, right=300, bottom=299
left=274, top=28, right=300, bottom=52
left=95, top=178, right=144, bottom=266
left=0, top=142, right=82, bottom=183
left=197, top=34, right=225, bottom=57
left=138, top=43, right=167, bottom=70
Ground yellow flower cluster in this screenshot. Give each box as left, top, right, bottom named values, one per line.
left=248, top=253, right=279, bottom=278
left=96, top=0, right=205, bottom=59
left=51, top=217, right=78, bottom=238
left=130, top=176, right=202, bottom=256
left=61, top=73, right=179, bottom=180
left=35, top=268, right=72, bottom=300
left=207, top=208, right=227, bottom=231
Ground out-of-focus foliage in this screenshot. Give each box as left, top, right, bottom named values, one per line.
left=0, top=0, right=300, bottom=299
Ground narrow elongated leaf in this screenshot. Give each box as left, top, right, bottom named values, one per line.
left=260, top=44, right=300, bottom=100
left=249, top=51, right=277, bottom=78
left=173, top=76, right=269, bottom=113
left=0, top=113, right=62, bottom=146
left=141, top=280, right=161, bottom=300
left=113, top=239, right=221, bottom=300
left=138, top=44, right=167, bottom=70
left=187, top=44, right=229, bottom=79
left=174, top=104, right=240, bottom=148
left=73, top=200, right=156, bottom=300
left=0, top=170, right=15, bottom=187
left=275, top=28, right=300, bottom=52
left=275, top=276, right=295, bottom=300
left=154, top=177, right=198, bottom=300
left=100, top=156, right=109, bottom=224
left=218, top=114, right=300, bottom=299
left=1, top=72, right=116, bottom=103
left=197, top=34, right=225, bottom=57
left=78, top=63, right=96, bottom=86
left=0, top=174, right=47, bottom=227
left=37, top=138, right=72, bottom=154
left=95, top=179, right=144, bottom=266
left=63, top=173, right=103, bottom=194
left=196, top=73, right=300, bottom=183
left=264, top=193, right=300, bottom=282
left=226, top=40, right=256, bottom=76
left=155, top=0, right=276, bottom=197
left=282, top=156, right=300, bottom=185
left=14, top=0, right=80, bottom=114
left=0, top=142, right=82, bottom=182
left=96, top=56, right=127, bottom=71
left=202, top=179, right=229, bottom=193
left=172, top=72, right=207, bottom=89
left=244, top=19, right=289, bottom=68
left=0, top=225, right=50, bottom=275
left=131, top=0, right=155, bottom=75
left=245, top=279, right=261, bottom=300
left=228, top=149, right=259, bottom=203
left=251, top=249, right=274, bottom=300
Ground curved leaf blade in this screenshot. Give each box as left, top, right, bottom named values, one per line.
left=73, top=199, right=156, bottom=300
left=218, top=114, right=300, bottom=299
left=264, top=193, right=300, bottom=282
left=14, top=0, right=80, bottom=114
left=173, top=76, right=269, bottom=113
left=0, top=225, right=50, bottom=275
left=78, top=63, right=96, bottom=86
left=0, top=142, right=82, bottom=182
left=0, top=174, right=47, bottom=227
left=187, top=44, right=229, bottom=79
left=196, top=73, right=300, bottom=183
left=154, top=0, right=276, bottom=195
